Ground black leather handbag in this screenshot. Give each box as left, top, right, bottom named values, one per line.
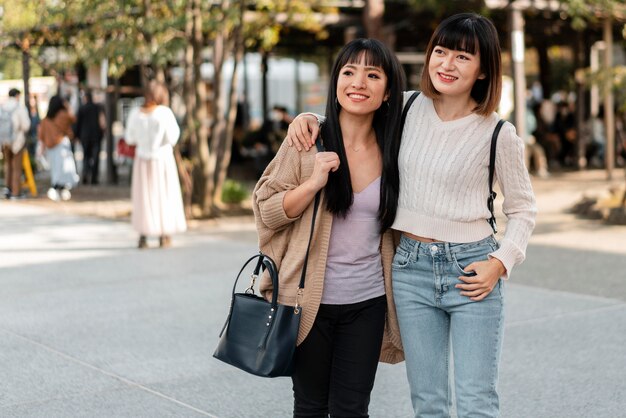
left=213, top=141, right=323, bottom=378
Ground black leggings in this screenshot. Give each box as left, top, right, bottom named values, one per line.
left=292, top=295, right=386, bottom=418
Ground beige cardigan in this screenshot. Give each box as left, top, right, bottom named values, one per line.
left=252, top=141, right=404, bottom=364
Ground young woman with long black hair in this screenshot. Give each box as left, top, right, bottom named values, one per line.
left=253, top=38, right=406, bottom=417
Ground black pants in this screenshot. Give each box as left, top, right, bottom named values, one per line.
left=82, top=139, right=101, bottom=185
left=292, top=295, right=386, bottom=418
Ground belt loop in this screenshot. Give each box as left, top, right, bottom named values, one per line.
left=444, top=242, right=453, bottom=262
left=413, top=240, right=422, bottom=261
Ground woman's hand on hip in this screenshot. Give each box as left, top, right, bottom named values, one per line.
left=455, top=257, right=506, bottom=301
left=286, top=114, right=319, bottom=151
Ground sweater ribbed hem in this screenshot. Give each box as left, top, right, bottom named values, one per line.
left=489, top=239, right=523, bottom=279
left=392, top=208, right=494, bottom=243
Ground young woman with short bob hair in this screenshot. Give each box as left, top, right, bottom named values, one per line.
left=285, top=13, right=537, bottom=418
left=419, top=12, right=502, bottom=116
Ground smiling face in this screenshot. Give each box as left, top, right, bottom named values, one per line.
left=420, top=14, right=502, bottom=115
left=336, top=53, right=389, bottom=117
left=428, top=45, right=484, bottom=99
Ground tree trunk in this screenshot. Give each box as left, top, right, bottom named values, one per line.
left=182, top=0, right=197, bottom=215
left=21, top=39, right=31, bottom=105
left=537, top=37, right=551, bottom=98
left=213, top=3, right=244, bottom=205
left=106, top=77, right=120, bottom=185
left=574, top=30, right=586, bottom=169
left=202, top=0, right=233, bottom=215
left=364, top=0, right=384, bottom=40
left=185, top=0, right=211, bottom=215
left=261, top=50, right=268, bottom=123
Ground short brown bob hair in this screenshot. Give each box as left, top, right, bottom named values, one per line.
left=420, top=13, right=502, bottom=116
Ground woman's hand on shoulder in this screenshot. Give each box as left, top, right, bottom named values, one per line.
left=305, top=151, right=340, bottom=191
left=286, top=113, right=319, bottom=151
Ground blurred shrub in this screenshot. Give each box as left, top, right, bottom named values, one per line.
left=222, top=179, right=248, bottom=204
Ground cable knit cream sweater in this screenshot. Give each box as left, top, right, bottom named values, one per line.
left=393, top=92, right=537, bottom=276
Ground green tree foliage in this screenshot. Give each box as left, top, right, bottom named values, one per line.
left=406, top=0, right=487, bottom=19
left=560, top=0, right=624, bottom=31
left=560, top=0, right=626, bottom=109
left=0, top=0, right=334, bottom=215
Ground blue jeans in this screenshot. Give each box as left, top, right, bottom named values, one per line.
left=392, top=234, right=504, bottom=418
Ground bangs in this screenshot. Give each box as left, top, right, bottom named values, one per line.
left=338, top=42, right=388, bottom=72
left=345, top=49, right=384, bottom=69
left=432, top=20, right=479, bottom=55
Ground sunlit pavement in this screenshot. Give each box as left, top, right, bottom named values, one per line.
left=1, top=170, right=625, bottom=417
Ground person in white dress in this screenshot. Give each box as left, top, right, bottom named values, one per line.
left=124, top=80, right=186, bottom=248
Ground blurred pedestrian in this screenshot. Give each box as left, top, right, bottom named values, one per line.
left=269, top=105, right=293, bottom=148
left=585, top=106, right=606, bottom=168
left=554, top=100, right=576, bottom=167
left=124, top=80, right=186, bottom=249
left=38, top=95, right=79, bottom=201
left=523, top=99, right=549, bottom=177
left=76, top=90, right=106, bottom=185
left=535, top=99, right=561, bottom=169
left=0, top=88, right=31, bottom=199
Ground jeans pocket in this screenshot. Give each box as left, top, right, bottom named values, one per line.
left=392, top=249, right=411, bottom=269
left=451, top=251, right=487, bottom=277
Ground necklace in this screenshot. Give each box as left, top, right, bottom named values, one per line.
left=345, top=135, right=375, bottom=153
left=346, top=143, right=362, bottom=152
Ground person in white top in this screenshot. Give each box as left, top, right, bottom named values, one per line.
left=285, top=13, right=536, bottom=418
left=0, top=88, right=31, bottom=199
left=124, top=80, right=186, bottom=249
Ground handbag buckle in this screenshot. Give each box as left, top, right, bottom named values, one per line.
left=245, top=274, right=257, bottom=295
left=294, top=288, right=304, bottom=314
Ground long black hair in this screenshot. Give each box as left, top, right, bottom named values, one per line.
left=320, top=38, right=405, bottom=231
left=46, top=95, right=68, bottom=119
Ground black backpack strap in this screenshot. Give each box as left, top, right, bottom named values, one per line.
left=487, top=119, right=506, bottom=234
left=400, top=91, right=420, bottom=133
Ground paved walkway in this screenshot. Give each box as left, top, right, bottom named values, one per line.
left=1, top=169, right=625, bottom=417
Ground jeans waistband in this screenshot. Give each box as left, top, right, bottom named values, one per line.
left=398, top=234, right=497, bottom=261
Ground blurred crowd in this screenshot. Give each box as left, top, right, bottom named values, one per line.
left=2, top=84, right=626, bottom=203
left=521, top=85, right=626, bottom=178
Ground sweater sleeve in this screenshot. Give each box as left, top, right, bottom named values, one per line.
left=253, top=140, right=307, bottom=231
left=489, top=122, right=537, bottom=278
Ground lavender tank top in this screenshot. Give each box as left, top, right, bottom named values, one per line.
left=321, top=176, right=385, bottom=304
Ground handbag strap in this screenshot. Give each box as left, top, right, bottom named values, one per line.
left=487, top=119, right=506, bottom=234
left=298, top=138, right=324, bottom=290
left=293, top=138, right=324, bottom=314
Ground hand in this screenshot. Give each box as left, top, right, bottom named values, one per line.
left=286, top=114, right=319, bottom=151
left=455, top=257, right=506, bottom=301
left=305, top=151, right=340, bottom=191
